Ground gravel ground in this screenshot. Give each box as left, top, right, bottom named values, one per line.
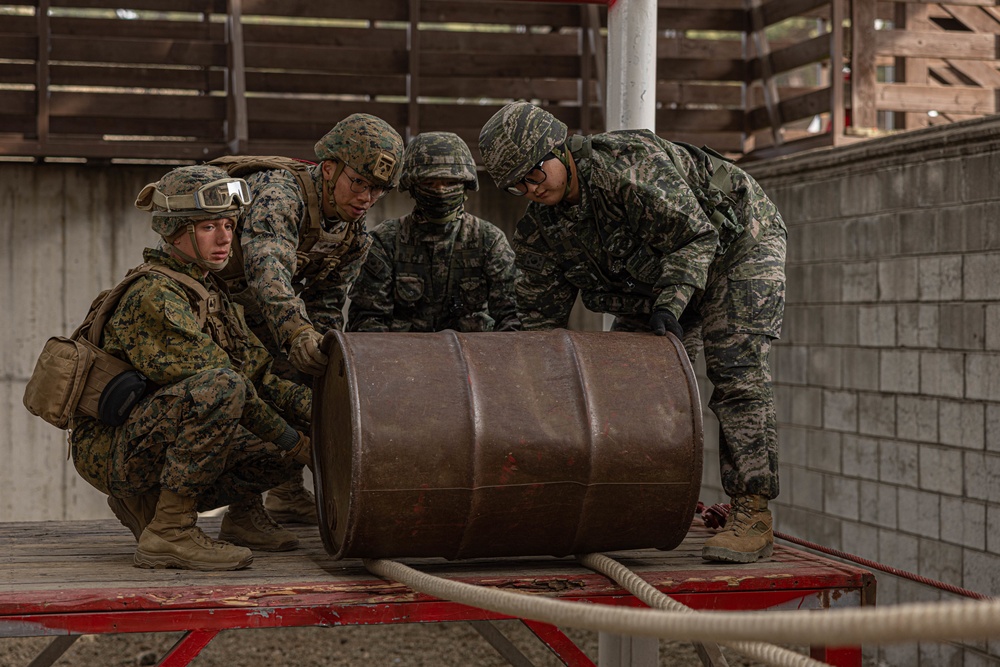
left=3, top=623, right=809, bottom=666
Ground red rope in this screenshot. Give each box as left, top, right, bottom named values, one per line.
left=696, top=502, right=992, bottom=601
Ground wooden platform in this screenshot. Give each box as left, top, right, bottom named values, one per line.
left=0, top=518, right=875, bottom=667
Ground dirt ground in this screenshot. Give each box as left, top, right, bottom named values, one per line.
left=3, top=623, right=804, bottom=666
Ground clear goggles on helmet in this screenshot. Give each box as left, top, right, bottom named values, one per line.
left=140, top=178, right=252, bottom=214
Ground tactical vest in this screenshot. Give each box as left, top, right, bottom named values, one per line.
left=392, top=214, right=491, bottom=330
left=23, top=262, right=237, bottom=430
left=207, top=156, right=371, bottom=298
left=98, top=263, right=243, bottom=361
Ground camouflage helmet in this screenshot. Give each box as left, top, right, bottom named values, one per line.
left=314, top=113, right=405, bottom=188
left=399, top=131, right=479, bottom=192
left=478, top=101, right=568, bottom=190
left=135, top=164, right=249, bottom=239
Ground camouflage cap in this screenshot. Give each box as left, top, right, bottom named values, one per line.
left=314, top=113, right=405, bottom=188
left=478, top=101, right=568, bottom=190
left=135, top=164, right=240, bottom=239
left=399, top=131, right=479, bottom=192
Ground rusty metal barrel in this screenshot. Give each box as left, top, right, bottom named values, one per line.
left=312, top=329, right=703, bottom=560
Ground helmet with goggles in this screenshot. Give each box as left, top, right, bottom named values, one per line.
left=478, top=101, right=567, bottom=193
left=399, top=131, right=479, bottom=192
left=135, top=164, right=251, bottom=240
left=314, top=113, right=405, bottom=189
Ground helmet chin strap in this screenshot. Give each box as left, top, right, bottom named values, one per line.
left=324, top=161, right=355, bottom=222
left=549, top=146, right=574, bottom=199
left=170, top=223, right=230, bottom=272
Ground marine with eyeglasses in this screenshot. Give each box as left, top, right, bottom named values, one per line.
left=207, top=113, right=404, bottom=524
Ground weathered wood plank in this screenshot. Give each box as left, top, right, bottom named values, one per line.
left=243, top=45, right=407, bottom=74
left=876, top=83, right=997, bottom=114
left=747, top=87, right=831, bottom=130
left=760, top=0, right=831, bottom=28
left=420, top=0, right=581, bottom=26
left=875, top=29, right=999, bottom=60
left=657, top=57, right=746, bottom=82
left=48, top=92, right=226, bottom=121
left=0, top=34, right=36, bottom=60
left=50, top=36, right=227, bottom=66
left=50, top=15, right=219, bottom=40
left=53, top=0, right=226, bottom=12
left=658, top=6, right=747, bottom=32
left=852, top=0, right=878, bottom=129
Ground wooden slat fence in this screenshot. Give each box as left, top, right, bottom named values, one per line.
left=0, top=0, right=997, bottom=164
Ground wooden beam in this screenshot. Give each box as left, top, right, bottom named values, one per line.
left=830, top=0, right=846, bottom=144
left=225, top=0, right=249, bottom=154
left=408, top=0, right=420, bottom=141
left=35, top=0, right=50, bottom=146
left=874, top=29, right=999, bottom=60
left=586, top=5, right=606, bottom=131
left=747, top=0, right=783, bottom=145
left=851, top=0, right=878, bottom=131
left=876, top=83, right=996, bottom=114
left=894, top=3, right=930, bottom=130
left=760, top=0, right=831, bottom=29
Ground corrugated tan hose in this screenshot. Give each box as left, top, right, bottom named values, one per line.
left=364, top=557, right=1000, bottom=648
left=578, top=553, right=827, bottom=667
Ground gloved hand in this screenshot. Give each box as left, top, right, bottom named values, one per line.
left=649, top=309, right=684, bottom=339
left=288, top=326, right=328, bottom=376
left=282, top=431, right=313, bottom=466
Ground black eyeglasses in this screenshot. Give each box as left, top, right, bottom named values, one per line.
left=342, top=169, right=388, bottom=199
left=507, top=153, right=555, bottom=196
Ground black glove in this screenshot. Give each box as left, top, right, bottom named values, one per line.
left=649, top=309, right=684, bottom=339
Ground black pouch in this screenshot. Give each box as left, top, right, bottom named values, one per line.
left=98, top=370, right=150, bottom=426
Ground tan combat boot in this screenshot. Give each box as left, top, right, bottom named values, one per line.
left=264, top=475, right=318, bottom=524
left=701, top=494, right=773, bottom=563
left=107, top=490, right=159, bottom=541
left=219, top=494, right=299, bottom=552
left=135, top=489, right=253, bottom=571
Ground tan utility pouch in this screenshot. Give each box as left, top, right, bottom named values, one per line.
left=23, top=337, right=95, bottom=429
left=75, top=339, right=138, bottom=421
left=22, top=263, right=208, bottom=430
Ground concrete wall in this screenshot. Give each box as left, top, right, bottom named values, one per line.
left=744, top=116, right=1000, bottom=666
left=0, top=163, right=552, bottom=522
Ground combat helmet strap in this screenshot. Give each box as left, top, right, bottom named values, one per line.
left=566, top=134, right=591, bottom=160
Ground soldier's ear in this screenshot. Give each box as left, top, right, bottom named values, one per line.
left=321, top=159, right=338, bottom=181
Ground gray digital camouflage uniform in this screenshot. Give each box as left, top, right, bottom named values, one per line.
left=347, top=212, right=520, bottom=332
left=70, top=248, right=310, bottom=510
left=508, top=131, right=785, bottom=500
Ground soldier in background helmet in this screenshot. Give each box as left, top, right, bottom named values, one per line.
left=346, top=131, right=520, bottom=334
left=479, top=101, right=787, bottom=565
left=70, top=164, right=313, bottom=571
left=209, top=113, right=404, bottom=524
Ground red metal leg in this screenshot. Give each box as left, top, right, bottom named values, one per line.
left=157, top=629, right=220, bottom=667
left=810, top=644, right=861, bottom=667
left=522, top=620, right=596, bottom=667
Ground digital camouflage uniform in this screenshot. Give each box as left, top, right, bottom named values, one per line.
left=229, top=163, right=363, bottom=368
left=498, top=129, right=785, bottom=501
left=70, top=248, right=311, bottom=510
left=210, top=114, right=404, bottom=374
left=348, top=213, right=518, bottom=332
left=348, top=131, right=519, bottom=333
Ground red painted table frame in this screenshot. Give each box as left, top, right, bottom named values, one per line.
left=1, top=521, right=876, bottom=667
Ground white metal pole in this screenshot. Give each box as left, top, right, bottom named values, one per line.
left=605, top=0, right=657, bottom=132
left=603, top=0, right=657, bottom=333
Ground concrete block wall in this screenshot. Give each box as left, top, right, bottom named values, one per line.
left=744, top=116, right=1000, bottom=665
